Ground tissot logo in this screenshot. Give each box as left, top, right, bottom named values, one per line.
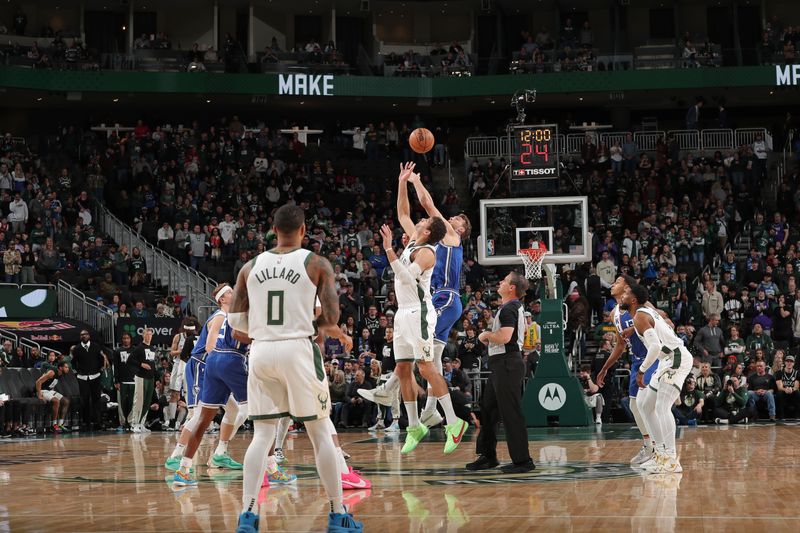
left=514, top=167, right=557, bottom=176
left=538, top=383, right=566, bottom=411
left=278, top=74, right=334, bottom=96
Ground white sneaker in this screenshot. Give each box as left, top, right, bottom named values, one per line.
left=420, top=410, right=444, bottom=428
left=131, top=425, right=141, bottom=433
left=630, top=445, right=652, bottom=466
left=368, top=420, right=385, bottom=431
left=642, top=453, right=667, bottom=473
left=715, top=418, right=729, bottom=425
left=639, top=452, right=662, bottom=471
left=595, top=415, right=603, bottom=425
left=275, top=448, right=286, bottom=464
left=140, top=426, right=152, bottom=434
left=650, top=455, right=682, bottom=473
left=358, top=387, right=393, bottom=407
left=384, top=421, right=400, bottom=433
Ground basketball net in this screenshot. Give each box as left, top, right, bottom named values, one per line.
left=518, top=242, right=548, bottom=280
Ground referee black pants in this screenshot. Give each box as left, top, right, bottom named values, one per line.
left=476, top=351, right=531, bottom=465
left=78, top=377, right=102, bottom=427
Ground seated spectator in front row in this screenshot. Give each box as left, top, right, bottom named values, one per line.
left=714, top=376, right=751, bottom=424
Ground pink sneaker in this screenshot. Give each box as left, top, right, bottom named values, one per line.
left=342, top=466, right=371, bottom=490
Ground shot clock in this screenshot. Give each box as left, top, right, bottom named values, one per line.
left=508, top=124, right=560, bottom=180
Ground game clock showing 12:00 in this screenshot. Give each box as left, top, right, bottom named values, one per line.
left=509, top=125, right=559, bottom=179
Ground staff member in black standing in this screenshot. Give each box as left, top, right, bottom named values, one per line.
left=113, top=332, right=137, bottom=430
left=72, top=329, right=106, bottom=430
left=467, top=272, right=535, bottom=473
left=129, top=328, right=157, bottom=433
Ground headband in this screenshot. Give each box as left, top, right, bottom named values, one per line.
left=214, top=285, right=233, bottom=303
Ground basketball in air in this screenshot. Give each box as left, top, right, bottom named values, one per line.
left=409, top=128, right=435, bottom=154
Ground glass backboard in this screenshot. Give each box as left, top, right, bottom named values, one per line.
left=477, top=196, right=590, bottom=266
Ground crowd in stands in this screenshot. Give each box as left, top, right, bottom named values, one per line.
left=1, top=100, right=798, bottom=436
left=758, top=15, right=800, bottom=65
left=385, top=41, right=474, bottom=77
left=510, top=21, right=598, bottom=74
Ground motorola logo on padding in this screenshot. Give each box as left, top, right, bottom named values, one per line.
left=538, top=383, right=567, bottom=411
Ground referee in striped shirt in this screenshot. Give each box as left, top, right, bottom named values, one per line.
left=467, top=272, right=534, bottom=474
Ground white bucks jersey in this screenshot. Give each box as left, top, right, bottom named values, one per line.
left=395, top=241, right=435, bottom=309
left=247, top=248, right=317, bottom=341
left=635, top=306, right=687, bottom=370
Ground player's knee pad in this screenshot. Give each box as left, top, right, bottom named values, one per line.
left=432, top=343, right=445, bottom=375
left=221, top=399, right=239, bottom=426
left=233, top=403, right=248, bottom=428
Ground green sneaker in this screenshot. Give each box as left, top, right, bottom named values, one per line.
left=401, top=424, right=429, bottom=454
left=443, top=419, right=468, bottom=454
left=209, top=452, right=243, bottom=470
left=164, top=456, right=181, bottom=471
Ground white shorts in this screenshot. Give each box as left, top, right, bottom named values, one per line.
left=169, top=358, right=186, bottom=393
left=42, top=389, right=63, bottom=402
left=650, top=346, right=693, bottom=393
left=248, top=338, right=330, bottom=422
left=393, top=306, right=437, bottom=362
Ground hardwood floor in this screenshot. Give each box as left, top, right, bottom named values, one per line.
left=1, top=423, right=797, bottom=532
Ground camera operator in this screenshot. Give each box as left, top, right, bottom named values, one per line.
left=579, top=364, right=604, bottom=425
left=714, top=376, right=753, bottom=424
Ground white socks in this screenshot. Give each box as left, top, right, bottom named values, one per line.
left=405, top=401, right=419, bottom=427
left=214, top=441, right=228, bottom=456
left=171, top=443, right=186, bottom=459
left=241, top=421, right=276, bottom=515
left=305, top=418, right=344, bottom=514
left=655, top=388, right=679, bottom=457
left=382, top=373, right=400, bottom=393
left=437, top=394, right=459, bottom=426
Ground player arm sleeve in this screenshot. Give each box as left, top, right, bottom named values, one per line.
left=638, top=328, right=662, bottom=373
left=390, top=259, right=422, bottom=285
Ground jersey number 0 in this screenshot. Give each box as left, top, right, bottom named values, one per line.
left=267, top=290, right=285, bottom=325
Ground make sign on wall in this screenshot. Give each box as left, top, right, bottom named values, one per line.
left=775, top=65, right=800, bottom=86
left=278, top=74, right=334, bottom=96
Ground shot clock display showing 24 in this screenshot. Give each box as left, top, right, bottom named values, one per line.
left=508, top=124, right=560, bottom=180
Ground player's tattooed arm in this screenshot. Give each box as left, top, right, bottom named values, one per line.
left=307, top=253, right=341, bottom=334
left=228, top=261, right=252, bottom=335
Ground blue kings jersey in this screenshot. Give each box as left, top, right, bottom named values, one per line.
left=213, top=317, right=249, bottom=356
left=191, top=309, right=225, bottom=361
left=431, top=243, right=463, bottom=293
left=613, top=305, right=648, bottom=363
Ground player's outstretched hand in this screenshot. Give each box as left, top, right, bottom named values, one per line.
left=398, top=161, right=416, bottom=182
left=635, top=371, right=645, bottom=389
left=339, top=333, right=353, bottom=354
left=380, top=225, right=393, bottom=251
left=596, top=368, right=607, bottom=388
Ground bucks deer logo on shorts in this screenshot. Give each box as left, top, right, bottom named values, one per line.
left=423, top=346, right=431, bottom=358
left=318, top=393, right=329, bottom=411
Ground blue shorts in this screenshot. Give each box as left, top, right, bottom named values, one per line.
left=432, top=290, right=463, bottom=344
left=199, top=351, right=248, bottom=407
left=629, top=359, right=657, bottom=397
left=185, top=357, right=205, bottom=408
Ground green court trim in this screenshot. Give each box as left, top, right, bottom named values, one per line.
left=250, top=412, right=290, bottom=420
left=417, top=286, right=429, bottom=340
left=312, top=341, right=324, bottom=381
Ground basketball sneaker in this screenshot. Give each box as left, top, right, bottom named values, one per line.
left=630, top=445, right=653, bottom=467
left=443, top=419, right=468, bottom=454
left=236, top=511, right=259, bottom=533
left=420, top=410, right=443, bottom=428
left=368, top=420, right=385, bottom=431
left=328, top=511, right=363, bottom=533
left=401, top=424, right=429, bottom=454
left=274, top=448, right=286, bottom=464
left=342, top=466, right=371, bottom=490
left=164, top=456, right=181, bottom=471
left=58, top=424, right=71, bottom=433
left=641, top=452, right=668, bottom=473
left=650, top=455, right=682, bottom=474
left=357, top=386, right=393, bottom=407
left=384, top=421, right=400, bottom=433
left=52, top=424, right=61, bottom=434
left=208, top=452, right=243, bottom=470
left=264, top=465, right=297, bottom=486
left=173, top=468, right=198, bottom=487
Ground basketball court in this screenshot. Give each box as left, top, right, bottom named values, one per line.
left=0, top=424, right=796, bottom=532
